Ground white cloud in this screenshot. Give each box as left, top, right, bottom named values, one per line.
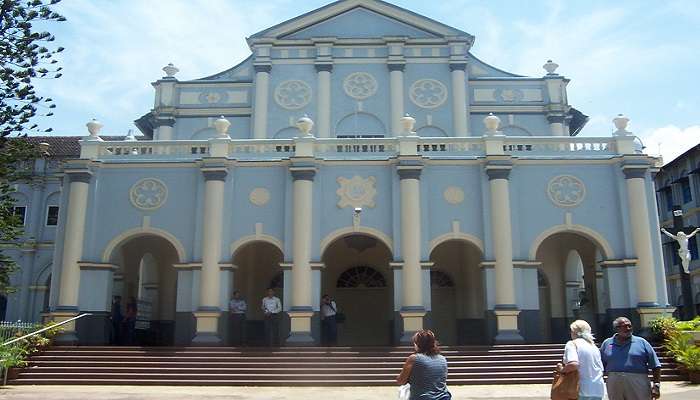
left=638, top=125, right=700, bottom=165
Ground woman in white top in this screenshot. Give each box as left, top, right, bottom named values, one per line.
left=561, top=320, right=605, bottom=400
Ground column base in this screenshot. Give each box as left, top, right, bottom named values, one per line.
left=286, top=309, right=315, bottom=346
left=192, top=310, right=222, bottom=346
left=637, top=306, right=676, bottom=328
left=493, top=308, right=524, bottom=344
left=399, top=307, right=426, bottom=344
left=49, top=310, right=79, bottom=346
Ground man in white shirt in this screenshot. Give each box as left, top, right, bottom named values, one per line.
left=320, top=294, right=338, bottom=346
left=261, top=288, right=282, bottom=346
left=229, top=290, right=247, bottom=346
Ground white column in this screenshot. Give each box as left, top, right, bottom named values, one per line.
left=192, top=168, right=227, bottom=345
left=155, top=118, right=175, bottom=140
left=287, top=167, right=316, bottom=344
left=389, top=63, right=405, bottom=136
left=622, top=165, right=667, bottom=326
left=450, top=63, right=468, bottom=137
left=53, top=170, right=91, bottom=344
left=485, top=162, right=524, bottom=343
left=397, top=164, right=425, bottom=342
left=315, top=64, right=332, bottom=138
left=253, top=64, right=271, bottom=139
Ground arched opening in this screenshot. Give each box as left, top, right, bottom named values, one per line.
left=534, top=232, right=605, bottom=342
left=109, top=235, right=180, bottom=345
left=429, top=239, right=484, bottom=345
left=335, top=112, right=386, bottom=137
left=322, top=233, right=393, bottom=345
left=231, top=241, right=284, bottom=346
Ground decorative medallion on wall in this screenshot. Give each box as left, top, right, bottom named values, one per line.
left=410, top=79, right=447, bottom=109
left=129, top=178, right=168, bottom=211
left=274, top=80, right=312, bottom=109
left=497, top=88, right=522, bottom=102
left=547, top=175, right=586, bottom=208
left=249, top=188, right=270, bottom=207
left=443, top=186, right=465, bottom=205
left=336, top=176, right=377, bottom=209
left=198, top=91, right=228, bottom=104
left=343, top=72, right=377, bottom=100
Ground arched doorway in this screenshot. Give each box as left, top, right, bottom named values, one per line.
left=534, top=232, right=605, bottom=342
left=109, top=235, right=180, bottom=345
left=231, top=241, right=284, bottom=346
left=429, top=239, right=484, bottom=345
left=321, top=233, right=393, bottom=346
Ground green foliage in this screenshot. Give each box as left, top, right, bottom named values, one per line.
left=0, top=321, right=62, bottom=370
left=649, top=316, right=679, bottom=340
left=0, top=0, right=66, bottom=136
left=664, top=332, right=693, bottom=362
left=676, top=346, right=700, bottom=372
left=676, top=317, right=700, bottom=331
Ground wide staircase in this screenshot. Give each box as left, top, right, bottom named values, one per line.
left=9, top=344, right=685, bottom=386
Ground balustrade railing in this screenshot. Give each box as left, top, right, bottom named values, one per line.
left=85, top=135, right=623, bottom=161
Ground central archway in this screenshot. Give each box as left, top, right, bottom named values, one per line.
left=108, top=234, right=180, bottom=346
left=321, top=233, right=393, bottom=346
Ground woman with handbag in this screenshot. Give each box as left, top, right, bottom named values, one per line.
left=553, top=320, right=605, bottom=400
left=396, top=329, right=451, bottom=400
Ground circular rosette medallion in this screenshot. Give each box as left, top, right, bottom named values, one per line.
left=343, top=72, right=378, bottom=100
left=547, top=175, right=586, bottom=208
left=409, top=79, right=447, bottom=109
left=443, top=186, right=465, bottom=205
left=249, top=188, right=270, bottom=207
left=274, top=80, right=312, bottom=110
left=130, top=178, right=168, bottom=211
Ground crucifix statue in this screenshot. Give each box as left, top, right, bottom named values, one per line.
left=661, top=227, right=700, bottom=274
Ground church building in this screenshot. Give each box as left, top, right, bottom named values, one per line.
left=4, top=0, right=671, bottom=346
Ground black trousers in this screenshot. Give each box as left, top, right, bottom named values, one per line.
left=321, top=315, right=337, bottom=346
left=231, top=314, right=246, bottom=346
left=264, top=313, right=280, bottom=346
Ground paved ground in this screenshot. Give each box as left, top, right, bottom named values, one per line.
left=0, top=383, right=698, bottom=399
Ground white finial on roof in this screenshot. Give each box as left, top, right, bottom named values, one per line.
left=213, top=116, right=231, bottom=138
left=296, top=114, right=314, bottom=137
left=85, top=119, right=103, bottom=141
left=163, top=63, right=179, bottom=78
left=400, top=114, right=416, bottom=136
left=543, top=60, right=559, bottom=75
left=483, top=113, right=501, bottom=135
left=125, top=129, right=137, bottom=141
left=613, top=114, right=631, bottom=136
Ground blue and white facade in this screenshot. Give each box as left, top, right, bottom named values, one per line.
left=5, top=0, right=672, bottom=346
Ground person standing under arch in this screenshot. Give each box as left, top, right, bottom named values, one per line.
left=261, top=288, right=282, bottom=346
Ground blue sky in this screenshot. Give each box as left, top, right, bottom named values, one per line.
left=32, top=0, right=700, bottom=164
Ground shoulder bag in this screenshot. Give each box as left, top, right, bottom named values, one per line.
left=550, top=341, right=579, bottom=400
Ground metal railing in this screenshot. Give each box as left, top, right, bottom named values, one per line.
left=0, top=321, right=42, bottom=346
left=1, top=313, right=91, bottom=347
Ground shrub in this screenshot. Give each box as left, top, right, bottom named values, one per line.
left=650, top=316, right=679, bottom=340
left=676, top=346, right=700, bottom=372
left=676, top=317, right=700, bottom=332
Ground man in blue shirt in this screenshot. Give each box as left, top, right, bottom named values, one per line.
left=600, top=317, right=662, bottom=400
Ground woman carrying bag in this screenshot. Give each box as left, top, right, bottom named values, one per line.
left=552, top=320, right=605, bottom=400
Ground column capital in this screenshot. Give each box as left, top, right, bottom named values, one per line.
left=449, top=62, right=468, bottom=71
left=253, top=63, right=272, bottom=73
left=388, top=62, right=406, bottom=72
left=621, top=161, right=651, bottom=179
left=397, top=158, right=423, bottom=180
left=290, top=165, right=317, bottom=181
left=202, top=169, right=228, bottom=181
left=484, top=159, right=513, bottom=180
left=65, top=170, right=92, bottom=183
left=546, top=114, right=566, bottom=124
left=314, top=63, right=333, bottom=72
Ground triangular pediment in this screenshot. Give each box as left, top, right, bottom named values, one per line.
left=249, top=0, right=471, bottom=42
